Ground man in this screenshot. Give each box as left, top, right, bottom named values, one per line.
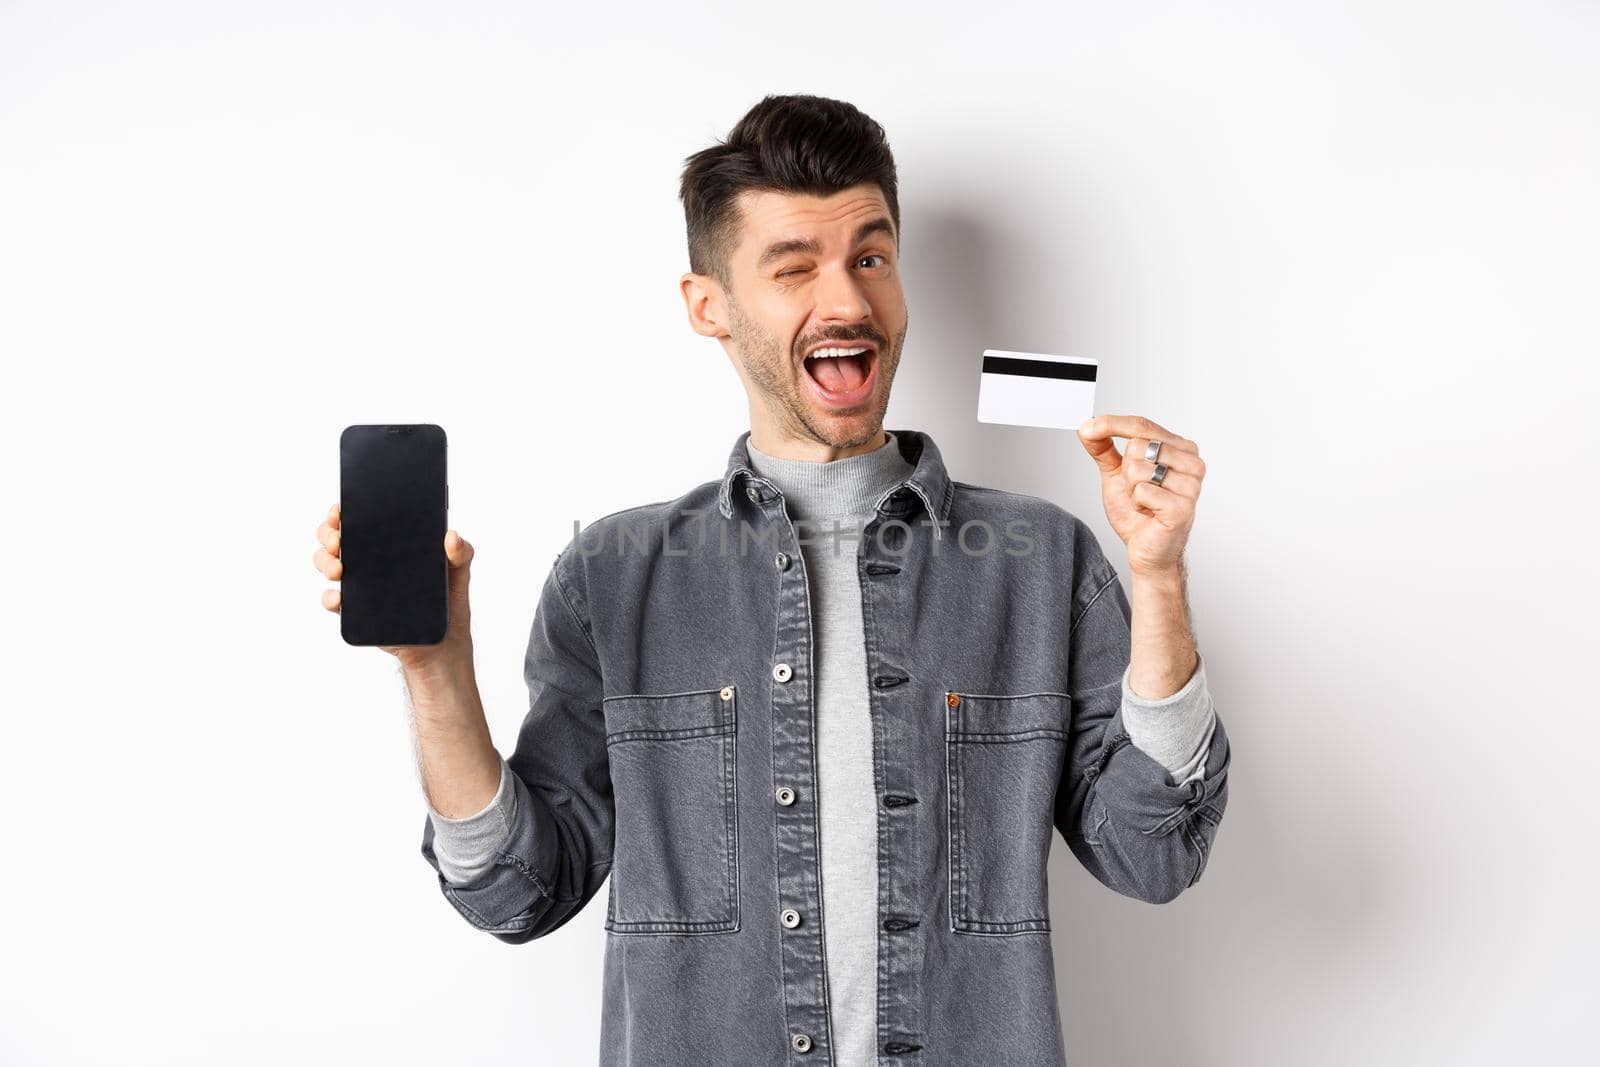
left=312, top=93, right=1229, bottom=1065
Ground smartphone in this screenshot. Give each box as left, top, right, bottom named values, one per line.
left=338, top=424, right=449, bottom=647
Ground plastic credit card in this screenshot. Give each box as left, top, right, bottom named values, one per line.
left=976, top=349, right=1098, bottom=430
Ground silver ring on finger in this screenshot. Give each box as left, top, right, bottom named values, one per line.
left=1150, top=462, right=1169, bottom=485
left=1143, top=439, right=1163, bottom=463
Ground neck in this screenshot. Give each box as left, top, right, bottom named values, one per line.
left=744, top=429, right=912, bottom=521
left=746, top=424, right=888, bottom=464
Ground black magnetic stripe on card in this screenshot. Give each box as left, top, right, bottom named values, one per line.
left=980, top=356, right=1097, bottom=381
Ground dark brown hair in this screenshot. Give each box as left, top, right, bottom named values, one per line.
left=679, top=94, right=900, bottom=291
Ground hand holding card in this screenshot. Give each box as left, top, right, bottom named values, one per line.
left=1076, top=413, right=1206, bottom=578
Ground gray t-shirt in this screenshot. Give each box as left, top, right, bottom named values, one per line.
left=744, top=431, right=918, bottom=1067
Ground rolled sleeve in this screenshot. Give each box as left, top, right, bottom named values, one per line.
left=1055, top=529, right=1232, bottom=905
left=1120, top=652, right=1218, bottom=787
left=426, top=753, right=518, bottom=887
left=419, top=545, right=614, bottom=942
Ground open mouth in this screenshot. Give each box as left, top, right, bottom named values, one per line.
left=802, top=343, right=878, bottom=407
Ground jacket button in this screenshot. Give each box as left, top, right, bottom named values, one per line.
left=947, top=692, right=961, bottom=709
left=792, top=1033, right=813, bottom=1053
left=719, top=686, right=734, bottom=701
left=775, top=551, right=790, bottom=570
left=780, top=908, right=802, bottom=928
left=772, top=662, right=793, bottom=683
left=746, top=486, right=762, bottom=502
left=775, top=786, right=796, bottom=806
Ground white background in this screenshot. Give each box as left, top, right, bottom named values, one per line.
left=3, top=2, right=1596, bottom=1064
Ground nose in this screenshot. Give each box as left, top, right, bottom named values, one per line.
left=814, top=260, right=873, bottom=325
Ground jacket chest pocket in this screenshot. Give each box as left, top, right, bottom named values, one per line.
left=944, top=689, right=1070, bottom=935
left=602, top=686, right=740, bottom=935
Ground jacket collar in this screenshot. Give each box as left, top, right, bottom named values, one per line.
left=716, top=427, right=955, bottom=539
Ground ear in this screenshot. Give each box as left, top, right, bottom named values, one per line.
left=681, top=272, right=730, bottom=340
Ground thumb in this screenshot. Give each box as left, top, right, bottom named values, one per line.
left=1077, top=420, right=1122, bottom=474
left=445, top=530, right=475, bottom=572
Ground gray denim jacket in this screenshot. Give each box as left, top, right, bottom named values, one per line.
left=419, top=428, right=1232, bottom=1066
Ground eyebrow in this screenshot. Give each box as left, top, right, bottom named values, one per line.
left=756, top=216, right=897, bottom=270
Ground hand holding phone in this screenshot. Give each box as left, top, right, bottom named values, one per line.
left=315, top=424, right=472, bottom=670
left=315, top=428, right=499, bottom=821
left=313, top=501, right=475, bottom=671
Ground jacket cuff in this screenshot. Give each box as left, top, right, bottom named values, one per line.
left=1090, top=699, right=1230, bottom=838
left=1119, top=652, right=1217, bottom=787
left=426, top=754, right=517, bottom=886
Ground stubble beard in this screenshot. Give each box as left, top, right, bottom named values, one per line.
left=727, top=296, right=906, bottom=452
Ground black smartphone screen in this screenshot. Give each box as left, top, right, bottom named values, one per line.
left=339, top=424, right=449, bottom=647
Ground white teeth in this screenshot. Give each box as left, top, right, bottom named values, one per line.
left=806, top=346, right=870, bottom=360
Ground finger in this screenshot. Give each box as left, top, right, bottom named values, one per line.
left=313, top=546, right=343, bottom=580
left=1080, top=414, right=1197, bottom=453
left=322, top=587, right=341, bottom=613
left=328, top=503, right=340, bottom=529
left=1076, top=419, right=1124, bottom=474
left=446, top=530, right=474, bottom=568
left=1130, top=480, right=1193, bottom=530
left=313, top=546, right=342, bottom=579
left=1123, top=457, right=1202, bottom=501
left=316, top=522, right=341, bottom=557
left=1124, top=438, right=1206, bottom=477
